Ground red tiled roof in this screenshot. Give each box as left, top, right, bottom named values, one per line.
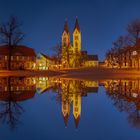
left=0, top=45, right=36, bottom=56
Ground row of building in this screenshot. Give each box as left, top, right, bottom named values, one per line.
left=0, top=18, right=99, bottom=70
left=105, top=39, right=140, bottom=69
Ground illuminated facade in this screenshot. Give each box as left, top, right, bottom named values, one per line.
left=36, top=77, right=98, bottom=128
left=0, top=45, right=36, bottom=70
left=105, top=39, right=140, bottom=69
left=36, top=53, right=57, bottom=70
left=0, top=77, right=36, bottom=101
left=61, top=18, right=99, bottom=68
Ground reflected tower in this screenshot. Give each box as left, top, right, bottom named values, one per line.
left=73, top=93, right=81, bottom=128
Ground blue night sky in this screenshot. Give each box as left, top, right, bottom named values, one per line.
left=0, top=0, right=140, bottom=61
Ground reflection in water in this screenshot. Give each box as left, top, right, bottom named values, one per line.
left=36, top=77, right=98, bottom=128
left=104, top=79, right=140, bottom=129
left=1, top=77, right=140, bottom=129
left=0, top=77, right=36, bottom=129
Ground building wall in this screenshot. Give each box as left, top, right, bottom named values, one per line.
left=0, top=55, right=36, bottom=70
left=84, top=60, right=98, bottom=67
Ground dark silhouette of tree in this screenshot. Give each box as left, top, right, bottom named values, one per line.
left=0, top=77, right=24, bottom=130
left=128, top=110, right=140, bottom=129
left=113, top=35, right=132, bottom=48
left=0, top=16, right=24, bottom=70
left=105, top=80, right=140, bottom=129
left=127, top=19, right=140, bottom=44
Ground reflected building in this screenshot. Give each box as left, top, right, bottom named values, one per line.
left=0, top=77, right=36, bottom=129
left=36, top=77, right=98, bottom=128
left=103, top=79, right=140, bottom=129
left=60, top=79, right=98, bottom=128
left=2, top=76, right=140, bottom=130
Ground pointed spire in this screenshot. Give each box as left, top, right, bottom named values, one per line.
left=63, top=113, right=69, bottom=127
left=64, top=20, right=69, bottom=33
left=74, top=17, right=80, bottom=32
left=74, top=115, right=80, bottom=129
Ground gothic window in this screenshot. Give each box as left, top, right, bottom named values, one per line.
left=63, top=37, right=66, bottom=42
left=75, top=36, right=78, bottom=40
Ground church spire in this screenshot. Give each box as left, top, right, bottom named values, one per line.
left=74, top=115, right=80, bottom=129
left=64, top=20, right=69, bottom=34
left=63, top=113, right=69, bottom=127
left=74, top=17, right=80, bottom=32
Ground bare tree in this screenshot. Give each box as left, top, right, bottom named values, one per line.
left=52, top=43, right=62, bottom=64
left=127, top=19, right=140, bottom=44
left=0, top=77, right=24, bottom=130
left=0, top=16, right=24, bottom=70
left=113, top=35, right=133, bottom=48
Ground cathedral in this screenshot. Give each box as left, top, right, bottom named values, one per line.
left=61, top=18, right=99, bottom=68
left=37, top=18, right=99, bottom=70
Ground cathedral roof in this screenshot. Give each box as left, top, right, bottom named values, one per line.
left=63, top=20, right=69, bottom=34
left=63, top=113, right=69, bottom=127
left=74, top=115, right=80, bottom=128
left=74, top=18, right=80, bottom=32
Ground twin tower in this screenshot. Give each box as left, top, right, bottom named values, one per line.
left=62, top=18, right=81, bottom=53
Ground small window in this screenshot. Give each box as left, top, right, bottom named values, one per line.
left=5, top=56, right=7, bottom=60
left=132, top=51, right=137, bottom=56
left=11, top=56, right=13, bottom=60
left=17, top=56, right=19, bottom=60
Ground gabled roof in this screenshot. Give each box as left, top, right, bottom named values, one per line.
left=0, top=45, right=36, bottom=56
left=40, top=53, right=54, bottom=61
left=73, top=18, right=80, bottom=32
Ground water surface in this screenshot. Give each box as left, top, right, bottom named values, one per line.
left=0, top=77, right=140, bottom=140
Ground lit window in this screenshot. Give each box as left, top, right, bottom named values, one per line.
left=132, top=51, right=137, bottom=56
left=11, top=56, right=13, bottom=60
left=5, top=56, right=7, bottom=60
left=132, top=93, right=138, bottom=98
left=17, top=56, right=19, bottom=60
